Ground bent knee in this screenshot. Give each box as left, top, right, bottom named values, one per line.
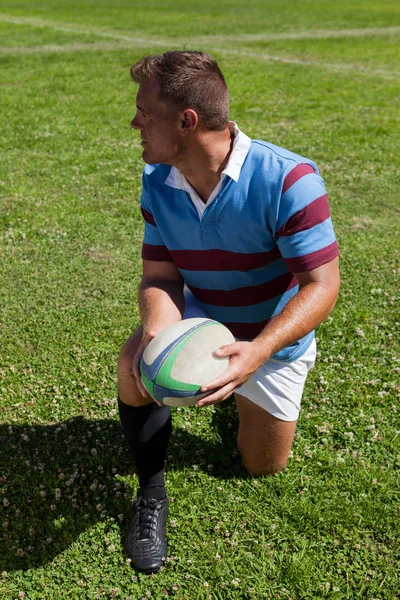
left=117, top=329, right=142, bottom=375
left=117, top=345, right=132, bottom=384
left=118, top=335, right=137, bottom=364
left=117, top=330, right=149, bottom=407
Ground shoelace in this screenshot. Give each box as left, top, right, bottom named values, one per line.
left=132, top=498, right=160, bottom=540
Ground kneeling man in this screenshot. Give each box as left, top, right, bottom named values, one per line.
left=117, top=50, right=340, bottom=573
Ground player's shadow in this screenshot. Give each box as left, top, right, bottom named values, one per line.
left=0, top=402, right=243, bottom=571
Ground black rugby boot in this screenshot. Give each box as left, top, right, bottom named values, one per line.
left=125, top=494, right=168, bottom=573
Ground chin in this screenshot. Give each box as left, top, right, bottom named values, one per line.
left=142, top=150, right=156, bottom=164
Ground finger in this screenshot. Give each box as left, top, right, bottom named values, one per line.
left=131, top=339, right=150, bottom=379
left=197, top=391, right=233, bottom=407
left=143, top=330, right=157, bottom=343
left=131, top=331, right=158, bottom=399
left=132, top=356, right=140, bottom=379
left=200, top=366, right=239, bottom=393
left=131, top=351, right=148, bottom=397
left=197, top=383, right=237, bottom=407
left=136, top=376, right=149, bottom=398
left=213, top=343, right=239, bottom=358
left=132, top=359, right=142, bottom=383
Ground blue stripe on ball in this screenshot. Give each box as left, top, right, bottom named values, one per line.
left=153, top=384, right=204, bottom=404
left=140, top=330, right=188, bottom=382
left=140, top=319, right=215, bottom=382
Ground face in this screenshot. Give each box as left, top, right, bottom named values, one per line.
left=131, top=79, right=183, bottom=165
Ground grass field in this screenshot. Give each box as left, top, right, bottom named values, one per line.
left=1, top=0, right=399, bottom=598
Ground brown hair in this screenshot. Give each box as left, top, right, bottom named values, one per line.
left=130, top=51, right=229, bottom=131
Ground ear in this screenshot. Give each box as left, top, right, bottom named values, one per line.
left=180, top=109, right=198, bottom=134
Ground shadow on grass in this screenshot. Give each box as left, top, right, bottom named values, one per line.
left=0, top=400, right=244, bottom=571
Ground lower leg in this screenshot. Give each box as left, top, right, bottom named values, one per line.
left=118, top=399, right=171, bottom=497
left=118, top=329, right=172, bottom=497
left=118, top=330, right=171, bottom=573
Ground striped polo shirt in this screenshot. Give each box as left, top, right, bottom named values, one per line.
left=140, top=126, right=339, bottom=361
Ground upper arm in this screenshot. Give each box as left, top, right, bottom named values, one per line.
left=294, top=256, right=340, bottom=296
left=275, top=163, right=339, bottom=273
left=142, top=259, right=183, bottom=288
left=140, top=170, right=173, bottom=263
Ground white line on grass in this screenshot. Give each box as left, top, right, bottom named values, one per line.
left=211, top=47, right=400, bottom=79
left=1, top=40, right=398, bottom=80
left=191, top=26, right=400, bottom=43
left=1, top=13, right=400, bottom=43
left=0, top=41, right=142, bottom=54
left=0, top=13, right=169, bottom=45
left=0, top=13, right=399, bottom=79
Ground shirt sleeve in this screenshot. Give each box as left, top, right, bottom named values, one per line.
left=275, top=163, right=339, bottom=272
left=140, top=171, right=173, bottom=262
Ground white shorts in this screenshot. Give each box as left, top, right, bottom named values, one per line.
left=183, top=290, right=316, bottom=422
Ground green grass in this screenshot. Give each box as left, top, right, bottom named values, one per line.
left=0, top=0, right=399, bottom=598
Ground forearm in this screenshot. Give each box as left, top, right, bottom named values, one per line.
left=139, top=279, right=185, bottom=336
left=253, top=278, right=339, bottom=362
left=199, top=276, right=338, bottom=406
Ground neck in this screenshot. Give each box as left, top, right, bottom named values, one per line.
left=173, top=127, right=233, bottom=203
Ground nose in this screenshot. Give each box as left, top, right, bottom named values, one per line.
left=131, top=112, right=142, bottom=130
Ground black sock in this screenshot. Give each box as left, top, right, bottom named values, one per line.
left=138, top=486, right=166, bottom=501
left=118, top=398, right=171, bottom=497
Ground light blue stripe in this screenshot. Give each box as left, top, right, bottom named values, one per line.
left=277, top=219, right=336, bottom=259
left=143, top=222, right=165, bottom=246
left=278, top=174, right=326, bottom=228
left=273, top=331, right=315, bottom=361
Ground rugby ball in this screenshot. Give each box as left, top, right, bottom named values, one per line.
left=140, top=318, right=235, bottom=407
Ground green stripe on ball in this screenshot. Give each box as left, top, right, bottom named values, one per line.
left=155, top=321, right=215, bottom=392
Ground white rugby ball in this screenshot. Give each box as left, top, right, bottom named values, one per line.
left=140, top=318, right=235, bottom=407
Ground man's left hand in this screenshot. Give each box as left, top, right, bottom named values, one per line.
left=196, top=341, right=266, bottom=407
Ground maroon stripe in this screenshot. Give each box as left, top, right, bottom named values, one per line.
left=142, top=243, right=173, bottom=262
left=282, top=164, right=316, bottom=194
left=188, top=273, right=297, bottom=307
left=276, top=194, right=331, bottom=238
left=169, top=247, right=281, bottom=272
left=283, top=241, right=339, bottom=273
left=222, top=319, right=270, bottom=339
left=141, top=207, right=156, bottom=226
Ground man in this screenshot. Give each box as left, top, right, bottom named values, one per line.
left=118, top=50, right=340, bottom=574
